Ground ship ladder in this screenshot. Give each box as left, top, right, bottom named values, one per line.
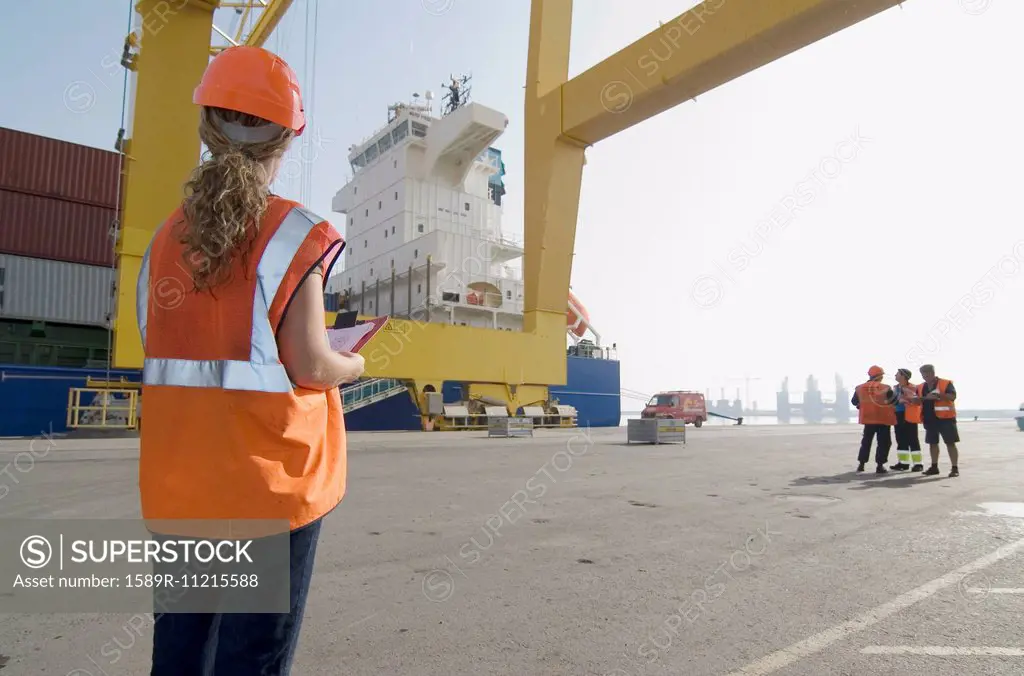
left=341, top=378, right=409, bottom=413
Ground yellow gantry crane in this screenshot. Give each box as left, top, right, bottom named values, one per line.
left=112, top=0, right=905, bottom=421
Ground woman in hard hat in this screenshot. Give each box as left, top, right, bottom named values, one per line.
left=136, top=46, right=364, bottom=674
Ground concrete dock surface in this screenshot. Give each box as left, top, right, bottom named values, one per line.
left=2, top=421, right=1024, bottom=675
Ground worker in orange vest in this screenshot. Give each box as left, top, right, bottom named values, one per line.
left=890, top=368, right=923, bottom=472
left=851, top=365, right=897, bottom=473
left=909, top=364, right=960, bottom=477
left=136, top=46, right=365, bottom=674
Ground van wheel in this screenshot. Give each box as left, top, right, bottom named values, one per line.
left=694, top=418, right=703, bottom=428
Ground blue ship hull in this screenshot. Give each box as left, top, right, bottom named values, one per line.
left=0, top=357, right=621, bottom=436
left=0, top=364, right=142, bottom=437
left=344, top=355, right=622, bottom=431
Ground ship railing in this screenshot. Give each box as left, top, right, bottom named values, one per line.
left=341, top=378, right=409, bottom=413
left=432, top=222, right=524, bottom=249
left=67, top=387, right=139, bottom=431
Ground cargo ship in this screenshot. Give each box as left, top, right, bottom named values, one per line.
left=0, top=81, right=620, bottom=436
left=324, top=79, right=620, bottom=431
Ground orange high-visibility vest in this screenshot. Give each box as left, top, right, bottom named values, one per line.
left=917, top=379, right=956, bottom=419
left=902, top=383, right=922, bottom=424
left=136, top=196, right=346, bottom=536
left=856, top=380, right=896, bottom=426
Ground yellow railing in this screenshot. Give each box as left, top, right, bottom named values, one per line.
left=67, top=388, right=140, bottom=430
left=85, top=376, right=141, bottom=390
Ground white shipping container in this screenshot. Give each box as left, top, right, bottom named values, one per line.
left=0, top=253, right=114, bottom=328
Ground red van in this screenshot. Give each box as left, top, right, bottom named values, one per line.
left=641, top=390, right=708, bottom=427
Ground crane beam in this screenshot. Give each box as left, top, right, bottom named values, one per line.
left=238, top=0, right=294, bottom=51
left=559, top=0, right=905, bottom=146
left=112, top=0, right=215, bottom=369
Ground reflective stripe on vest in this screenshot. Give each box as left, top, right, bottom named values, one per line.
left=136, top=206, right=322, bottom=393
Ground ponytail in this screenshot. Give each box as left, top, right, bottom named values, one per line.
left=180, top=107, right=295, bottom=291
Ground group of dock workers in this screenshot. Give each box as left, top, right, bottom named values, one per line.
left=852, top=364, right=960, bottom=477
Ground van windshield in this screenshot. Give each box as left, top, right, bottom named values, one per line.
left=648, top=394, right=675, bottom=407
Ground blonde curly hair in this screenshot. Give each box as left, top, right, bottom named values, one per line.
left=179, top=106, right=295, bottom=291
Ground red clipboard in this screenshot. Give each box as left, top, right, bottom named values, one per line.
left=326, top=316, right=389, bottom=354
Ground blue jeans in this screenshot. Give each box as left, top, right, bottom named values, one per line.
left=150, top=518, right=322, bottom=676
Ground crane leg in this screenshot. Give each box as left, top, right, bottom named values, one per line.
left=113, top=1, right=215, bottom=368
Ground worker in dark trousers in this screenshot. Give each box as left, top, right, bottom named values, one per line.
left=891, top=368, right=923, bottom=472
left=909, top=364, right=960, bottom=477
left=851, top=365, right=897, bottom=474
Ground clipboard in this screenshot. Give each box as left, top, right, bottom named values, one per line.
left=326, top=316, right=389, bottom=354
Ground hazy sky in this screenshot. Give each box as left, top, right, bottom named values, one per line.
left=2, top=1, right=1021, bottom=409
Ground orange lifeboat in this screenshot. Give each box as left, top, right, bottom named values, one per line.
left=567, top=291, right=589, bottom=338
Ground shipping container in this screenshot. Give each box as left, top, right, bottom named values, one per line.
left=0, top=254, right=115, bottom=328
left=0, top=318, right=111, bottom=368
left=0, top=188, right=115, bottom=267
left=0, top=126, right=122, bottom=208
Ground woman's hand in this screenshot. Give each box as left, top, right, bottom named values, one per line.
left=337, top=352, right=365, bottom=384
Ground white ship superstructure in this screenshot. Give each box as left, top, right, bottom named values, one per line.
left=328, top=79, right=527, bottom=331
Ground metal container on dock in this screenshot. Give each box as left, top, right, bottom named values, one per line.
left=0, top=253, right=114, bottom=328
left=0, top=126, right=122, bottom=208
left=0, top=189, right=115, bottom=267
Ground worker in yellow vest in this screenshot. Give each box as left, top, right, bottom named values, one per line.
left=137, top=46, right=365, bottom=674
left=910, top=364, right=960, bottom=477
left=851, top=365, right=897, bottom=474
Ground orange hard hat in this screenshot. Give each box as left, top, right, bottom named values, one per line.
left=193, top=46, right=305, bottom=135
left=868, top=365, right=884, bottom=377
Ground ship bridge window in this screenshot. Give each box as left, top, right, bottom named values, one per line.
left=392, top=121, right=409, bottom=143
left=364, top=144, right=379, bottom=163
left=377, top=134, right=392, bottom=154
left=351, top=153, right=366, bottom=173
left=411, top=122, right=427, bottom=138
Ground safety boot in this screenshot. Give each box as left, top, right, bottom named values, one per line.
left=911, top=464, right=924, bottom=472
left=923, top=465, right=940, bottom=476
left=856, top=462, right=865, bottom=472
left=876, top=464, right=888, bottom=474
